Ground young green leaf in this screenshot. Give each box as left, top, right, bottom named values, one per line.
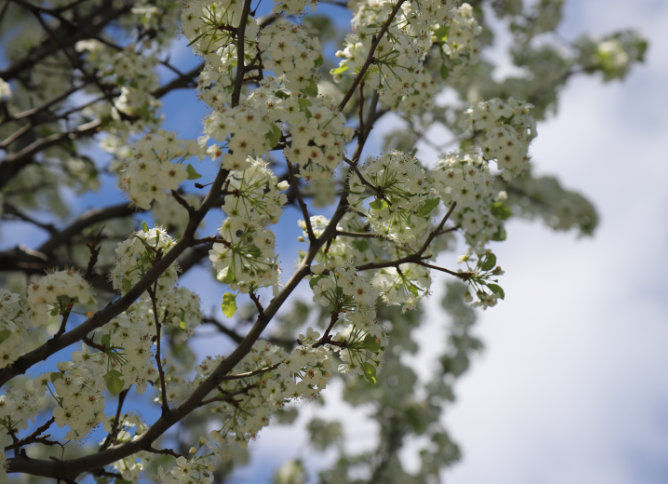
left=369, top=199, right=389, bottom=211
left=417, top=198, right=440, bottom=217
left=101, top=334, right=111, bottom=349
left=330, top=64, right=349, bottom=75
left=487, top=283, right=505, bottom=299
left=361, top=333, right=381, bottom=353
left=0, top=329, right=10, bottom=345
left=222, top=292, right=237, bottom=318
left=265, top=123, right=282, bottom=147
left=491, top=201, right=511, bottom=220
left=480, top=253, right=496, bottom=271
left=301, top=79, right=318, bottom=98
left=186, top=164, right=202, bottom=180
left=104, top=370, right=125, bottom=395
left=361, top=362, right=377, bottom=385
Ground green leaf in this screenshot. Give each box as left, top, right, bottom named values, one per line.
left=406, top=281, right=419, bottom=297
left=222, top=292, right=237, bottom=318
left=101, top=334, right=111, bottom=349
left=0, top=329, right=11, bottom=344
left=417, top=198, right=440, bottom=217
left=330, top=64, right=349, bottom=75
left=480, top=253, right=496, bottom=271
left=300, top=79, right=318, bottom=98
left=186, top=164, right=202, bottom=180
left=361, top=362, right=377, bottom=385
left=265, top=123, right=282, bottom=147
left=298, top=98, right=312, bottom=118
left=487, top=283, right=505, bottom=300
left=460, top=138, right=475, bottom=151
left=440, top=64, right=450, bottom=80
left=220, top=266, right=237, bottom=284
left=141, top=221, right=149, bottom=232
left=309, top=275, right=324, bottom=289
left=491, top=228, right=507, bottom=241
left=369, top=198, right=389, bottom=211
left=351, top=239, right=369, bottom=253
left=314, top=55, right=324, bottom=68
left=50, top=372, right=63, bottom=382
left=104, top=370, right=125, bottom=395
left=491, top=201, right=511, bottom=220
left=361, top=333, right=381, bottom=352
left=433, top=25, right=449, bottom=42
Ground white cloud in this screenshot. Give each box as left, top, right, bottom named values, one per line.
left=444, top=2, right=668, bottom=483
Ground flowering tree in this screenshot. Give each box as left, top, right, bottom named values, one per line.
left=0, top=0, right=646, bottom=482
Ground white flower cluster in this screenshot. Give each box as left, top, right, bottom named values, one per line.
left=160, top=286, right=202, bottom=333
left=210, top=158, right=287, bottom=292
left=209, top=218, right=279, bottom=292
left=283, top=96, right=353, bottom=179
left=440, top=3, right=481, bottom=61
left=334, top=1, right=479, bottom=113
left=183, top=0, right=259, bottom=109
left=0, top=289, right=31, bottom=368
left=156, top=455, right=215, bottom=484
left=349, top=151, right=436, bottom=248
left=152, top=193, right=201, bottom=237
left=258, top=18, right=322, bottom=92
left=311, top=268, right=379, bottom=326
left=111, top=227, right=178, bottom=294
left=52, top=349, right=107, bottom=439
left=26, top=269, right=95, bottom=328
left=48, top=290, right=201, bottom=438
left=202, top=78, right=351, bottom=177
left=467, top=97, right=536, bottom=180
left=119, top=130, right=201, bottom=209
left=199, top=344, right=285, bottom=444
left=0, top=376, right=48, bottom=434
left=75, top=39, right=160, bottom=123
left=190, top=336, right=338, bottom=448
left=203, top=104, right=276, bottom=171
left=223, top=158, right=287, bottom=225
left=372, top=263, right=431, bottom=310
left=107, top=415, right=149, bottom=480
left=432, top=151, right=501, bottom=247
left=98, top=301, right=156, bottom=395
left=280, top=330, right=335, bottom=399
left=0, top=77, right=10, bottom=99
left=182, top=0, right=255, bottom=57
left=577, top=30, right=647, bottom=81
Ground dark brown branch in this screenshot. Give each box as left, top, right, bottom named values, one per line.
left=37, top=202, right=140, bottom=255
left=99, top=389, right=129, bottom=451
left=230, top=0, right=253, bottom=106
left=3, top=417, right=55, bottom=451
left=0, top=119, right=101, bottom=190
left=152, top=62, right=204, bottom=98
left=0, top=1, right=131, bottom=81
left=286, top=160, right=315, bottom=243
left=147, top=286, right=171, bottom=416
